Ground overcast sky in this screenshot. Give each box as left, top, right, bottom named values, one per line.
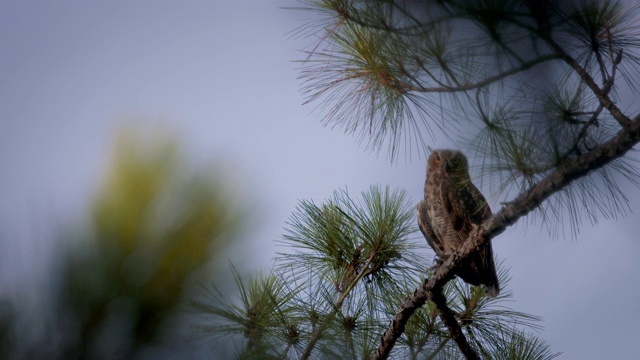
left=1, top=1, right=639, bottom=359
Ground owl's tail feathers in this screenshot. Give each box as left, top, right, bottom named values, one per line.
left=483, top=283, right=500, bottom=298
left=482, top=245, right=500, bottom=298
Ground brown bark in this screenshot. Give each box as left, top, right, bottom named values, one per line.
left=431, top=289, right=479, bottom=360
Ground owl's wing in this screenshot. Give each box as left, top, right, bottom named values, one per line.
left=446, top=179, right=492, bottom=241
left=457, top=180, right=491, bottom=225
left=417, top=200, right=445, bottom=257
left=441, top=180, right=476, bottom=245
left=455, top=180, right=500, bottom=297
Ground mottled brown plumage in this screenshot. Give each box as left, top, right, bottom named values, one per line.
left=418, top=149, right=500, bottom=297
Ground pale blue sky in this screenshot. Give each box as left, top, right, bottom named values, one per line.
left=1, top=1, right=639, bottom=358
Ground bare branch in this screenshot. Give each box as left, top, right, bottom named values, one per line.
left=431, top=289, right=479, bottom=360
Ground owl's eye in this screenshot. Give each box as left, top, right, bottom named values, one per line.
left=451, top=158, right=460, bottom=166
left=434, top=155, right=441, bottom=163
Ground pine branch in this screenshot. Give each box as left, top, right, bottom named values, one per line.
left=411, top=53, right=562, bottom=93
left=324, top=0, right=449, bottom=36
left=371, top=257, right=454, bottom=360
left=299, top=251, right=377, bottom=360
left=490, top=116, right=640, bottom=233
left=568, top=49, right=620, bottom=156
left=430, top=289, right=479, bottom=360
left=559, top=53, right=630, bottom=128
left=293, top=2, right=639, bottom=357
left=500, top=7, right=634, bottom=128
left=373, top=114, right=640, bottom=359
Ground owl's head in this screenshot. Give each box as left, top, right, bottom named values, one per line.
left=427, top=149, right=469, bottom=177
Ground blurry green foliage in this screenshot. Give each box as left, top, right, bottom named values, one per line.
left=57, top=128, right=240, bottom=359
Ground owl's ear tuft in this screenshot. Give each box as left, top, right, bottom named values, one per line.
left=427, top=145, right=434, bottom=153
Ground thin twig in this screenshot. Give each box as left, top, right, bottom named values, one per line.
left=539, top=35, right=631, bottom=127
left=412, top=53, right=561, bottom=93
left=424, top=338, right=450, bottom=360
left=300, top=252, right=377, bottom=360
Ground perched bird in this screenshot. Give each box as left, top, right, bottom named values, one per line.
left=417, top=149, right=500, bottom=297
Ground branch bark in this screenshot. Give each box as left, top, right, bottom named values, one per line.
left=431, top=289, right=479, bottom=360
left=372, top=115, right=640, bottom=359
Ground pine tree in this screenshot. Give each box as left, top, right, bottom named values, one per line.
left=199, top=1, right=640, bottom=359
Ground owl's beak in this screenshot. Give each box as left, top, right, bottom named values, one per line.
left=444, top=160, right=451, bottom=172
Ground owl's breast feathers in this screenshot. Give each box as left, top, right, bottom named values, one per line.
left=426, top=175, right=480, bottom=251
left=421, top=172, right=500, bottom=297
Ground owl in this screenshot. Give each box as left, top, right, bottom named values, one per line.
left=418, top=149, right=500, bottom=298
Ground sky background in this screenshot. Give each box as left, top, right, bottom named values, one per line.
left=1, top=1, right=639, bottom=359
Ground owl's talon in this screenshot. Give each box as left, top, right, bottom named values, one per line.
left=450, top=250, right=459, bottom=261
left=427, top=263, right=439, bottom=272
left=428, top=256, right=445, bottom=272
